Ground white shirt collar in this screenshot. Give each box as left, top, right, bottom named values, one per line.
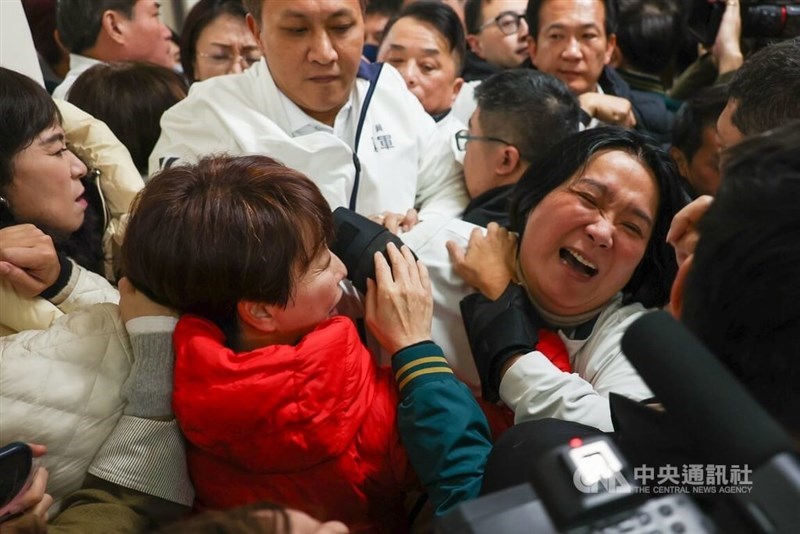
left=275, top=76, right=368, bottom=149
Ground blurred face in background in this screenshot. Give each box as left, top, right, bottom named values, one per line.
left=194, top=13, right=262, bottom=80
left=378, top=16, right=463, bottom=116
left=467, top=0, right=529, bottom=69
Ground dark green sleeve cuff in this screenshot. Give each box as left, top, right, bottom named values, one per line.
left=392, top=342, right=454, bottom=397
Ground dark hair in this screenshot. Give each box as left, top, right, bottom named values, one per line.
left=67, top=62, right=188, bottom=174
left=615, top=0, right=680, bottom=75
left=670, top=84, right=728, bottom=161
left=366, top=0, right=402, bottom=17
left=526, top=0, right=617, bottom=38
left=22, top=0, right=63, bottom=67
left=728, top=38, right=800, bottom=137
left=159, top=502, right=290, bottom=534
left=244, top=0, right=368, bottom=27
left=0, top=68, right=60, bottom=190
left=463, top=0, right=486, bottom=35
left=682, top=122, right=800, bottom=433
left=510, top=127, right=685, bottom=309
left=180, top=0, right=248, bottom=82
left=122, top=155, right=335, bottom=333
left=475, top=70, right=580, bottom=163
left=0, top=67, right=104, bottom=275
left=56, top=0, right=137, bottom=54
left=380, top=0, right=466, bottom=72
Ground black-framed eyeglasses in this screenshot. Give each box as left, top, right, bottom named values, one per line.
left=455, top=130, right=513, bottom=152
left=478, top=11, right=526, bottom=36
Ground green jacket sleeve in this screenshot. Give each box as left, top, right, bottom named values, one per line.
left=393, top=342, right=492, bottom=516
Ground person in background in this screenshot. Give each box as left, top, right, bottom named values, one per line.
left=669, top=85, right=727, bottom=198
left=364, top=0, right=402, bottom=61
left=378, top=1, right=466, bottom=122
left=179, top=0, right=262, bottom=84
left=21, top=0, right=70, bottom=94
left=462, top=0, right=528, bottom=81
left=612, top=0, right=682, bottom=144
left=53, top=0, right=173, bottom=98
left=68, top=62, right=188, bottom=176
left=459, top=69, right=580, bottom=227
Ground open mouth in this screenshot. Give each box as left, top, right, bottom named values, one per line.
left=560, top=248, right=598, bottom=277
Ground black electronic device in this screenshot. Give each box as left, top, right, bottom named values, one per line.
left=0, top=442, right=34, bottom=522
left=687, top=0, right=799, bottom=46
left=331, top=207, right=417, bottom=294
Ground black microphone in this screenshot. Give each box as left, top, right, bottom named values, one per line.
left=620, top=311, right=794, bottom=468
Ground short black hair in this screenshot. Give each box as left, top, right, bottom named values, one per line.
left=728, top=37, right=800, bottom=137
left=510, top=127, right=686, bottom=309
left=56, top=0, right=137, bottom=54
left=671, top=84, right=728, bottom=161
left=526, top=0, right=617, bottom=38
left=381, top=1, right=467, bottom=73
left=615, top=0, right=680, bottom=75
left=366, top=0, right=402, bottom=17
left=464, top=0, right=486, bottom=35
left=243, top=0, right=368, bottom=26
left=180, top=0, right=249, bottom=83
left=682, top=121, right=800, bottom=433
left=475, top=70, right=580, bottom=164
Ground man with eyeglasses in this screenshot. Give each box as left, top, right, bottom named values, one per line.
left=463, top=0, right=529, bottom=82
left=53, top=0, right=173, bottom=99
left=151, top=0, right=468, bottom=224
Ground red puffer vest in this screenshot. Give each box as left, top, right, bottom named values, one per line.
left=173, top=315, right=412, bottom=532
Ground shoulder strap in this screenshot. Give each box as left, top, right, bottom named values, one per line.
left=349, top=61, right=384, bottom=211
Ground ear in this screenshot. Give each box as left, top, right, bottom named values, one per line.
left=237, top=299, right=278, bottom=333
left=465, top=34, right=483, bottom=57
left=668, top=254, right=693, bottom=320
left=526, top=35, right=537, bottom=65
left=101, top=10, right=127, bottom=45
left=669, top=147, right=690, bottom=180
left=603, top=33, right=616, bottom=65
left=496, top=144, right=521, bottom=177
left=450, top=77, right=465, bottom=106
left=609, top=45, right=623, bottom=69
left=246, top=13, right=262, bottom=47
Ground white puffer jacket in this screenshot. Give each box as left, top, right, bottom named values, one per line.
left=0, top=266, right=132, bottom=502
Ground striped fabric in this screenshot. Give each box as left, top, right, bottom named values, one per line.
left=88, top=416, right=195, bottom=506
left=392, top=343, right=453, bottom=395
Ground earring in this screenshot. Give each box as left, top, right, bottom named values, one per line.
left=0, top=196, right=8, bottom=208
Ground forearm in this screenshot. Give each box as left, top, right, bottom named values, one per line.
left=88, top=317, right=194, bottom=506
left=393, top=342, right=492, bottom=515
left=499, top=352, right=615, bottom=431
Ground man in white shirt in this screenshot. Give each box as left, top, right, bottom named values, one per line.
left=53, top=0, right=173, bottom=99
left=150, top=0, right=468, bottom=220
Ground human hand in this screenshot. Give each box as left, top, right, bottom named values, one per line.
left=0, top=225, right=60, bottom=298
left=365, top=243, right=433, bottom=355
left=666, top=195, right=714, bottom=267
left=446, top=223, right=517, bottom=300
left=2, top=444, right=53, bottom=521
left=118, top=277, right=177, bottom=324
left=578, top=93, right=637, bottom=128
left=368, top=209, right=419, bottom=234
left=712, top=0, right=743, bottom=74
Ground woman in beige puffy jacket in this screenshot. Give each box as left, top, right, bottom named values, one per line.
left=0, top=67, right=144, bottom=505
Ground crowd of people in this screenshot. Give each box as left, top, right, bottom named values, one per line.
left=1, top=0, right=799, bottom=532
